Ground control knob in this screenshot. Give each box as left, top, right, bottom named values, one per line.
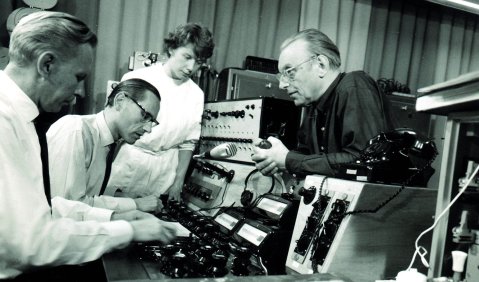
left=298, top=186, right=316, bottom=205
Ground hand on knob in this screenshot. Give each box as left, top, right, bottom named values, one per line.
left=251, top=137, right=288, bottom=176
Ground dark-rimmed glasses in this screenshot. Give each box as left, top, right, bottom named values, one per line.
left=124, top=94, right=159, bottom=126
left=276, top=55, right=317, bottom=83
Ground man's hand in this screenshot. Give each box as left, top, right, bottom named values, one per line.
left=134, top=195, right=159, bottom=212
left=111, top=210, right=155, bottom=221
left=130, top=218, right=178, bottom=243
left=251, top=137, right=289, bottom=176
left=167, top=181, right=183, bottom=201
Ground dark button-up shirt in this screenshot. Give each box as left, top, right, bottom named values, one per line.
left=286, top=71, right=393, bottom=177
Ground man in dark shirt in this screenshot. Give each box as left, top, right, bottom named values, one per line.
left=252, top=29, right=393, bottom=177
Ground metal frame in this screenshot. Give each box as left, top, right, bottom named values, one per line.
left=429, top=111, right=479, bottom=277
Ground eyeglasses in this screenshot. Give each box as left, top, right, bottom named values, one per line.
left=124, top=94, right=159, bottom=126
left=276, top=55, right=317, bottom=83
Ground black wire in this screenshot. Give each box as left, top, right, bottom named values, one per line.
left=377, top=78, right=411, bottom=95
left=198, top=202, right=236, bottom=213
left=310, top=176, right=328, bottom=273
left=244, top=169, right=275, bottom=194
left=328, top=151, right=438, bottom=222
left=274, top=174, right=285, bottom=194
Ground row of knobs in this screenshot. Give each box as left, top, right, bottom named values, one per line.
left=138, top=239, right=229, bottom=278
left=139, top=240, right=255, bottom=278
left=204, top=110, right=246, bottom=119
left=184, top=184, right=211, bottom=201
left=165, top=201, right=227, bottom=244
left=145, top=200, right=257, bottom=277
left=200, top=136, right=253, bottom=143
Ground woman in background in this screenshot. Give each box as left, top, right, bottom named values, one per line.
left=107, top=23, right=215, bottom=201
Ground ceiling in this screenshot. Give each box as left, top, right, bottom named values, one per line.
left=426, top=0, right=479, bottom=15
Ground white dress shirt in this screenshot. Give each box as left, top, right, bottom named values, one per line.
left=0, top=71, right=133, bottom=279
left=47, top=112, right=137, bottom=215
left=107, top=64, right=204, bottom=197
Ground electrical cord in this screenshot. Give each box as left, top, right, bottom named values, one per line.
left=257, top=256, right=268, bottom=275
left=377, top=78, right=411, bottom=94
left=329, top=149, right=437, bottom=221
left=245, top=169, right=275, bottom=193
left=307, top=148, right=439, bottom=273
left=309, top=176, right=328, bottom=273
left=241, top=169, right=275, bottom=207
left=272, top=173, right=286, bottom=194
left=197, top=202, right=236, bottom=213
left=406, top=163, right=479, bottom=271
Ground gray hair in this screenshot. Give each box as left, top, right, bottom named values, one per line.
left=281, top=29, right=341, bottom=70
left=9, top=11, right=97, bottom=66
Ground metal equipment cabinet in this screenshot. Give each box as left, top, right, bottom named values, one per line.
left=413, top=72, right=479, bottom=280
left=429, top=111, right=479, bottom=280
left=215, top=69, right=292, bottom=101
left=386, top=93, right=431, bottom=137
left=385, top=93, right=446, bottom=189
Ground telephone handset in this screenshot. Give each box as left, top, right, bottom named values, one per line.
left=340, top=128, right=438, bottom=186
left=359, top=128, right=438, bottom=168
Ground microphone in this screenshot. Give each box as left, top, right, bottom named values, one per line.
left=194, top=143, right=238, bottom=159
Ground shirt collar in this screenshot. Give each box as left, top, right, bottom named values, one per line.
left=95, top=111, right=115, bottom=147
left=0, top=71, right=39, bottom=122
left=315, top=72, right=344, bottom=113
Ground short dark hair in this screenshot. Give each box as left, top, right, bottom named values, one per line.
left=106, top=78, right=160, bottom=107
left=9, top=11, right=97, bottom=66
left=163, top=23, right=214, bottom=61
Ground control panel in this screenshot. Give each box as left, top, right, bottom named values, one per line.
left=286, top=175, right=358, bottom=274
left=135, top=192, right=299, bottom=278
left=183, top=159, right=234, bottom=210
left=199, top=97, right=301, bottom=164
left=183, top=159, right=283, bottom=213
left=286, top=176, right=437, bottom=282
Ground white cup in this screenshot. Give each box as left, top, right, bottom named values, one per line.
left=451, top=250, right=468, bottom=272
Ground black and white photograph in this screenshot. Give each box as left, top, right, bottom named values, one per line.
left=1, top=1, right=478, bottom=281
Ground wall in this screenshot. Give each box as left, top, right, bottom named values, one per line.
left=1, top=0, right=478, bottom=115
left=0, top=0, right=99, bottom=114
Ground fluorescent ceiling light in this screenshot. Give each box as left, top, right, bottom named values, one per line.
left=448, top=0, right=479, bottom=10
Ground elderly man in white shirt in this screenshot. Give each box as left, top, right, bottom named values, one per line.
left=47, top=79, right=161, bottom=217
left=0, top=11, right=177, bottom=280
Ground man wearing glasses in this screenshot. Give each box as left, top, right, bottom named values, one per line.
left=252, top=29, right=393, bottom=178
left=47, top=78, right=163, bottom=216
left=1, top=11, right=177, bottom=280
